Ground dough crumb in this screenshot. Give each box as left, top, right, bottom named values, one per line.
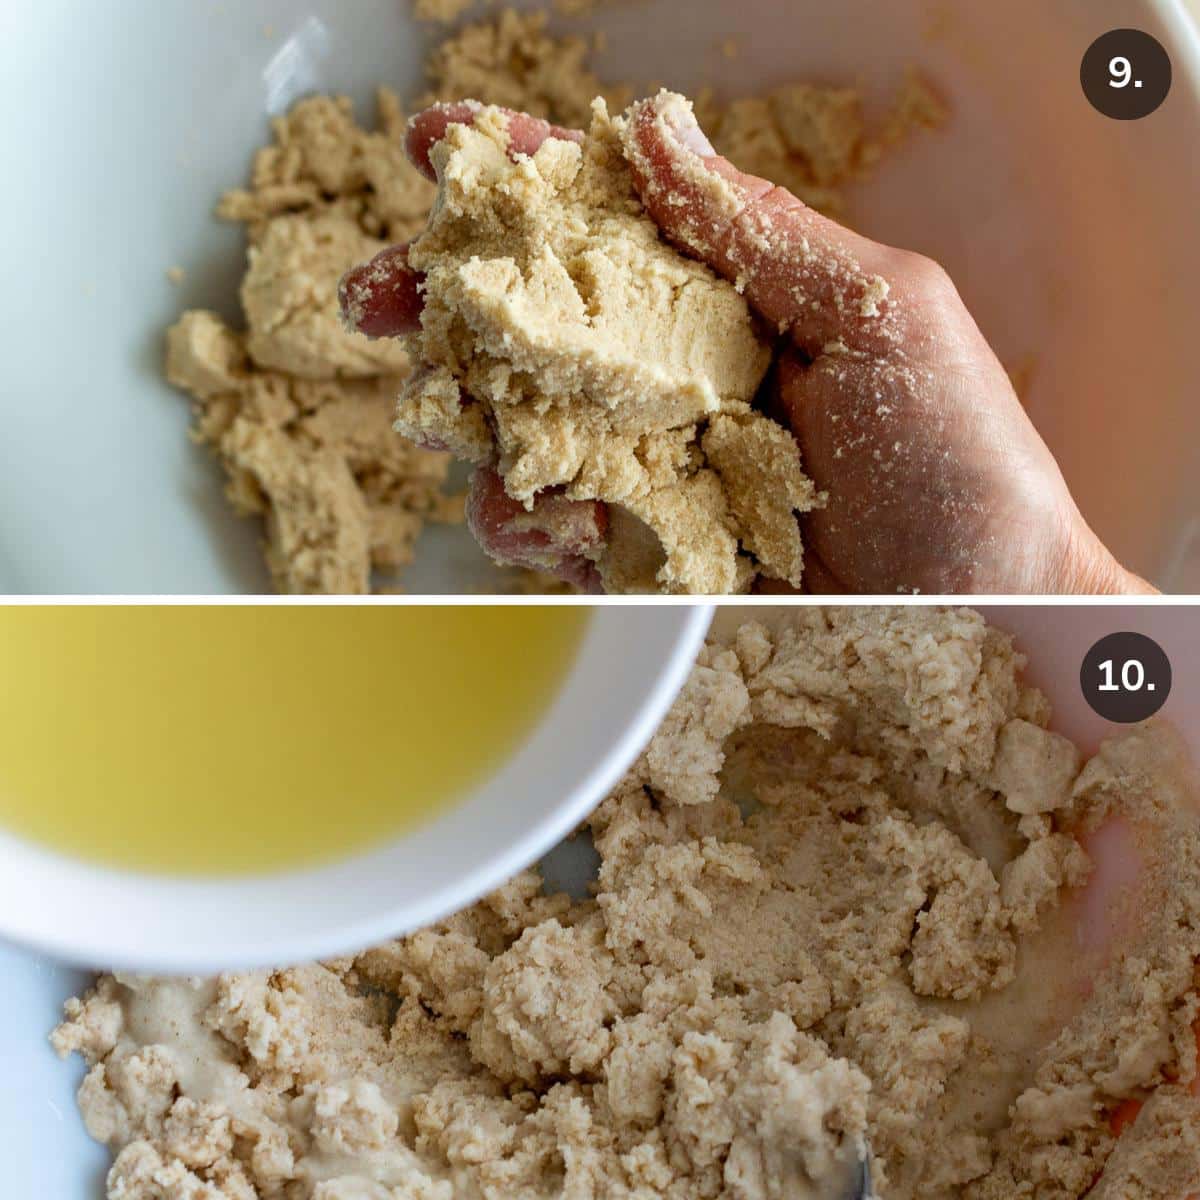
left=57, top=607, right=1200, bottom=1199
left=988, top=717, right=1082, bottom=815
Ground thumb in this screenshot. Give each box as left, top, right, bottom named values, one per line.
left=621, top=91, right=909, bottom=360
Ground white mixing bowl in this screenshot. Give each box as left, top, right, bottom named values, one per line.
left=4, top=602, right=1197, bottom=1199
left=1, top=0, right=1198, bottom=592
left=0, top=603, right=711, bottom=970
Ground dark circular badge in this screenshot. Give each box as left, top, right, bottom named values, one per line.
left=1081, top=29, right=1172, bottom=120
left=1080, top=632, right=1171, bottom=723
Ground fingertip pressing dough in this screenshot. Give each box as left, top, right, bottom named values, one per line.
left=238, top=213, right=412, bottom=381
left=56, top=607, right=1200, bottom=1199
left=398, top=97, right=820, bottom=594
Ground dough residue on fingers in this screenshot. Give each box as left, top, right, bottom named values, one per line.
left=398, top=97, right=822, bottom=594
left=56, top=607, right=1200, bottom=1199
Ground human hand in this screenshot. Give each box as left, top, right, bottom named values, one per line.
left=340, top=97, right=1155, bottom=595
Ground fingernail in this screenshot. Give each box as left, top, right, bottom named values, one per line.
left=662, top=99, right=715, bottom=157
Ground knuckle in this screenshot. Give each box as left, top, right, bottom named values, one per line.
left=897, top=250, right=954, bottom=298
left=888, top=251, right=971, bottom=339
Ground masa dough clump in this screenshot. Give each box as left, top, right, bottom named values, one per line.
left=418, top=8, right=629, bottom=128
left=414, top=0, right=476, bottom=24
left=56, top=608, right=1200, bottom=1199
left=399, top=100, right=819, bottom=594
left=695, top=70, right=946, bottom=218
left=166, top=310, right=456, bottom=594
left=166, top=88, right=456, bottom=594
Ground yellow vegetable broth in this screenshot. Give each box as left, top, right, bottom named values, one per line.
left=0, top=606, right=586, bottom=874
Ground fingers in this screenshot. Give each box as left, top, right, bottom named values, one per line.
left=779, top=329, right=1083, bottom=594
left=339, top=243, right=424, bottom=339
left=622, top=91, right=911, bottom=359
left=466, top=468, right=607, bottom=593
left=405, top=102, right=583, bottom=182
left=349, top=104, right=602, bottom=592
left=778, top=350, right=991, bottom=594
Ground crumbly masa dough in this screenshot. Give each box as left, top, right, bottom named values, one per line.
left=170, top=7, right=935, bottom=593
left=695, top=84, right=866, bottom=217
left=415, top=0, right=630, bottom=23
left=57, top=607, right=1200, bottom=1199
left=414, top=0, right=475, bottom=24
left=167, top=87, right=455, bottom=594
left=167, top=310, right=457, bottom=595
left=238, top=214, right=413, bottom=381
left=694, top=68, right=945, bottom=218
left=399, top=99, right=822, bottom=594
left=417, top=9, right=631, bottom=129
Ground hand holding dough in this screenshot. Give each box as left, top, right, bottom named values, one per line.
left=342, top=105, right=609, bottom=590
left=343, top=95, right=1154, bottom=595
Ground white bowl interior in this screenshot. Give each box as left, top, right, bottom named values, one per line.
left=1, top=0, right=1198, bottom=591
left=0, top=604, right=711, bottom=971
left=1, top=946, right=108, bottom=1199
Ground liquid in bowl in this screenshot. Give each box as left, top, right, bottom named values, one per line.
left=0, top=605, right=586, bottom=875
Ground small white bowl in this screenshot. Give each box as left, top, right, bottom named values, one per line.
left=0, top=603, right=712, bottom=972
